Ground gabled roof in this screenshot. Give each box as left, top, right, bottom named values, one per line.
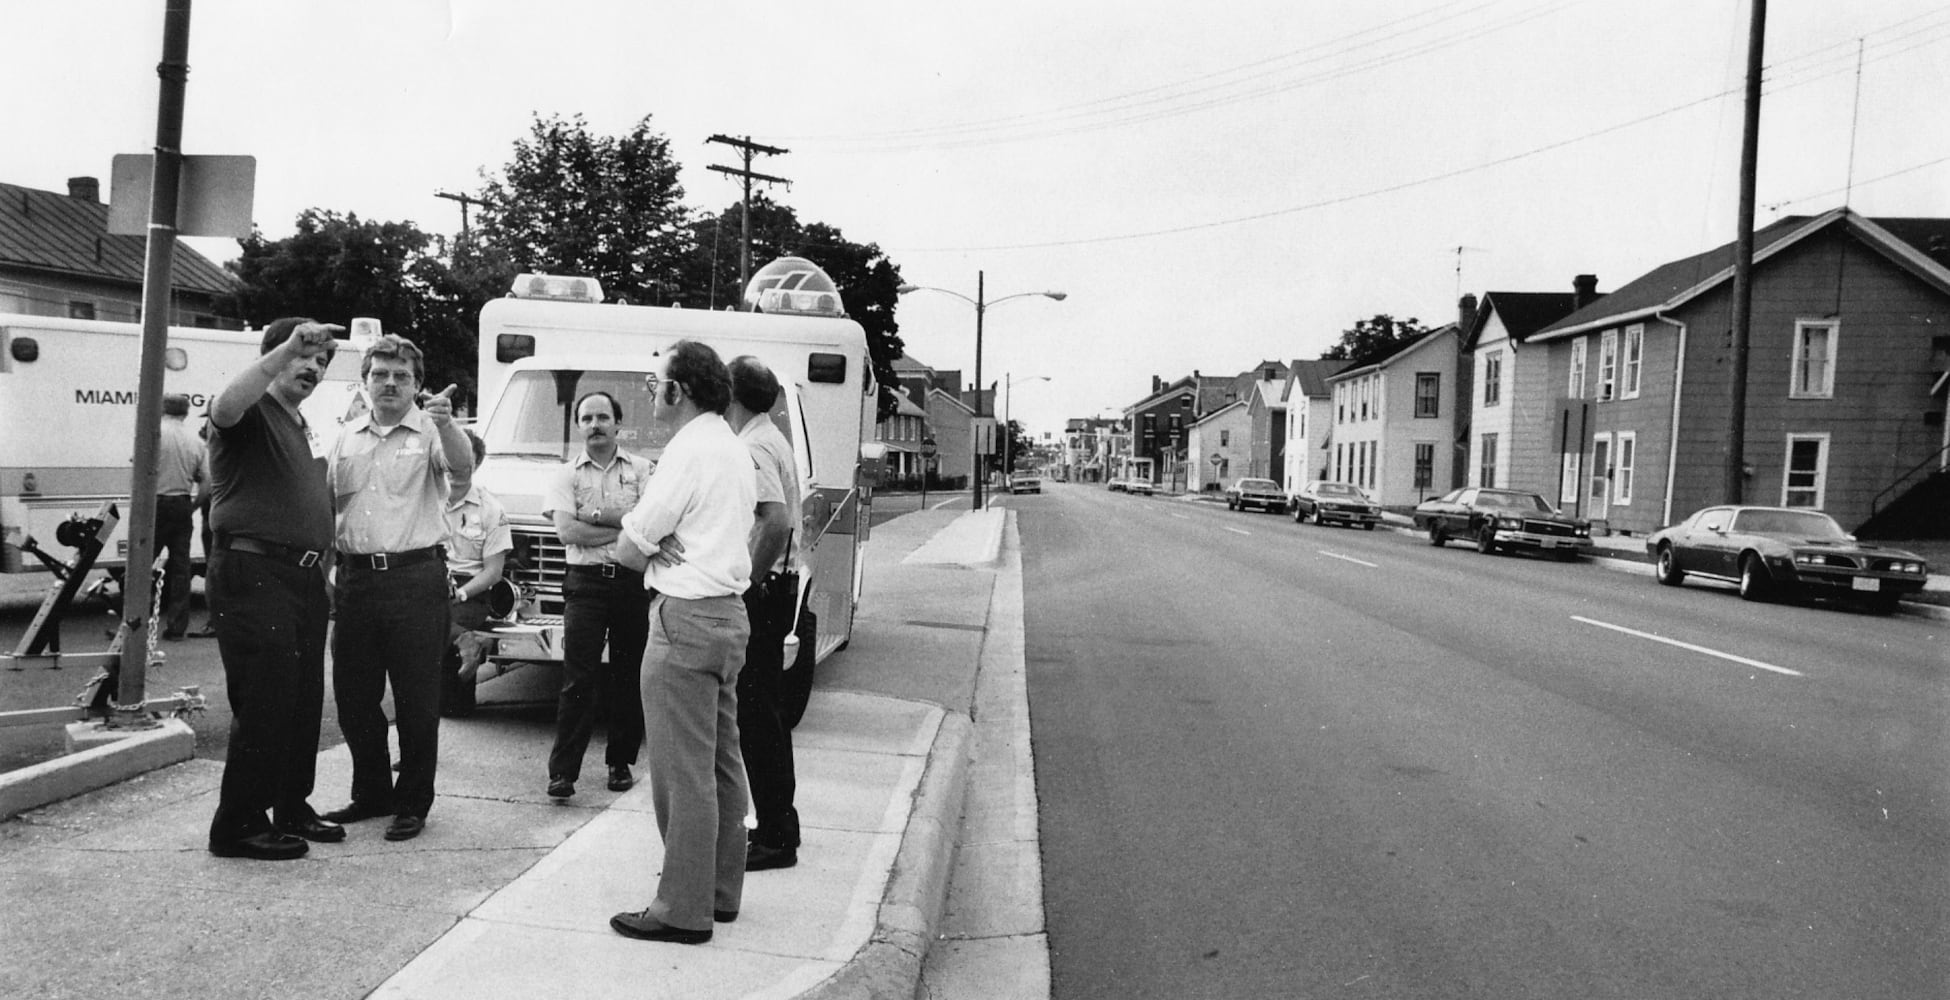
left=1249, top=378, right=1286, bottom=410
left=925, top=385, right=974, bottom=416
left=0, top=180, right=236, bottom=295
left=1532, top=209, right=1950, bottom=342
left=1325, top=324, right=1459, bottom=381
left=887, top=385, right=928, bottom=418
left=1190, top=398, right=1248, bottom=427
left=1462, top=290, right=1592, bottom=350
left=1285, top=359, right=1338, bottom=399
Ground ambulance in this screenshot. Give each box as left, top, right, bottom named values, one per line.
left=0, top=314, right=369, bottom=582
left=464, top=257, right=878, bottom=702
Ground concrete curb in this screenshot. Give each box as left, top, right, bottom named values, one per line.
left=0, top=716, right=195, bottom=819
left=801, top=710, right=974, bottom=1000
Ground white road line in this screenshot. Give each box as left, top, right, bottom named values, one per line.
left=1319, top=551, right=1378, bottom=568
left=1571, top=615, right=1805, bottom=677
left=1224, top=526, right=1251, bottom=535
left=929, top=497, right=963, bottom=510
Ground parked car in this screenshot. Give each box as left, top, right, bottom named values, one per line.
left=1414, top=487, right=1592, bottom=559
left=1107, top=477, right=1126, bottom=492
left=1126, top=478, right=1156, bottom=496
left=1225, top=477, right=1286, bottom=513
left=1007, top=469, right=1043, bottom=494
left=1289, top=480, right=1380, bottom=529
left=1644, top=505, right=1929, bottom=613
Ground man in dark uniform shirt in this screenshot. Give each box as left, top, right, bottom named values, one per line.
left=204, top=317, right=346, bottom=860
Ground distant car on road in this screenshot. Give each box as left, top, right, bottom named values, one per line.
left=1225, top=477, right=1286, bottom=513
left=1125, top=478, right=1156, bottom=496
left=1414, top=487, right=1592, bottom=559
left=1644, top=505, right=1929, bottom=613
left=1289, top=480, right=1380, bottom=529
left=1106, top=477, right=1126, bottom=492
left=1007, top=469, right=1043, bottom=495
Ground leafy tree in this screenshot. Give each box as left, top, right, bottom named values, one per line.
left=474, top=113, right=691, bottom=306
left=1322, top=314, right=1432, bottom=363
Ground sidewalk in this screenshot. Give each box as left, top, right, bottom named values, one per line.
left=0, top=507, right=1014, bottom=1000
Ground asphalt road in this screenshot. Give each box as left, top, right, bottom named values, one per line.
left=1016, top=483, right=1948, bottom=1000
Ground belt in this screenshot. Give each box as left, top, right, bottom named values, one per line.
left=568, top=562, right=634, bottom=579
left=340, top=545, right=444, bottom=571
left=221, top=536, right=324, bottom=568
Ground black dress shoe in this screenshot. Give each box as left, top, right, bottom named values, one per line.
left=209, top=831, right=309, bottom=861
left=547, top=776, right=574, bottom=799
left=714, top=909, right=738, bottom=923
left=609, top=909, right=712, bottom=944
left=384, top=815, right=425, bottom=841
left=187, top=626, right=219, bottom=638
left=321, top=801, right=392, bottom=824
left=607, top=765, right=634, bottom=791
left=275, top=815, right=346, bottom=843
left=746, top=841, right=798, bottom=871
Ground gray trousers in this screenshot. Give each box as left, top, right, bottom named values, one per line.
left=641, top=593, right=751, bottom=929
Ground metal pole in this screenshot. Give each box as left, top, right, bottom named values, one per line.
left=972, top=270, right=985, bottom=511
left=1724, top=0, right=1765, bottom=504
left=1004, top=373, right=1012, bottom=476
left=119, top=0, right=193, bottom=726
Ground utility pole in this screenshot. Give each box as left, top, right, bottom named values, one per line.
left=706, top=134, right=789, bottom=301
left=434, top=189, right=487, bottom=237
left=1725, top=0, right=1766, bottom=504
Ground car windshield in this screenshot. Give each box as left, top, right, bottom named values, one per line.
left=482, top=369, right=679, bottom=461
left=1240, top=479, right=1278, bottom=490
left=1480, top=491, right=1553, bottom=512
left=1316, top=483, right=1362, bottom=498
left=1731, top=509, right=1845, bottom=537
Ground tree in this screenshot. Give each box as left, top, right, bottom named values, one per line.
left=1003, top=419, right=1036, bottom=473
left=474, top=113, right=692, bottom=306
left=1322, top=314, right=1432, bottom=363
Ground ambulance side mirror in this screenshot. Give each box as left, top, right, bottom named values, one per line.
left=858, top=442, right=888, bottom=488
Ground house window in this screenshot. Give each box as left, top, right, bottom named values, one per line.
left=1622, top=325, right=1643, bottom=399
left=1478, top=433, right=1498, bottom=488
left=1791, top=320, right=1837, bottom=398
left=1482, top=352, right=1502, bottom=407
left=1359, top=380, right=1370, bottom=421
left=1336, top=387, right=1346, bottom=424
left=1414, top=443, right=1434, bottom=491
left=1597, top=329, right=1618, bottom=401
left=1783, top=434, right=1829, bottom=507
left=68, top=300, right=96, bottom=320
left=1415, top=373, right=1440, bottom=417
left=1219, top=429, right=1230, bottom=447
left=1569, top=336, right=1587, bottom=397
left=1142, top=414, right=1155, bottom=441
left=1613, top=431, right=1636, bottom=505
left=1560, top=450, right=1581, bottom=505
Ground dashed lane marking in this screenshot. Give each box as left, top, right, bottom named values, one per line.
left=1571, top=615, right=1804, bottom=677
left=1224, top=526, right=1251, bottom=535
left=1319, top=551, right=1378, bottom=568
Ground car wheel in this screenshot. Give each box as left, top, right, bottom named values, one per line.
left=1307, top=508, right=1322, bottom=526
left=1291, top=504, right=1303, bottom=522
left=1737, top=554, right=1774, bottom=602
left=1654, top=545, right=1685, bottom=586
left=1476, top=523, right=1498, bottom=555
left=1362, top=522, right=1375, bottom=531
left=1428, top=523, right=1446, bottom=546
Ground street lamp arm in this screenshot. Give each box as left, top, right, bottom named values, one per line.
left=895, top=284, right=979, bottom=309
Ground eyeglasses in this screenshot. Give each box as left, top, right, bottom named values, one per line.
left=366, top=370, right=418, bottom=385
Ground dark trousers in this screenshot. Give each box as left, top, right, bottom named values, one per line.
left=154, top=493, right=195, bottom=635
left=332, top=558, right=450, bottom=819
left=738, top=573, right=800, bottom=849
left=549, top=567, right=649, bottom=782
left=207, top=549, right=330, bottom=843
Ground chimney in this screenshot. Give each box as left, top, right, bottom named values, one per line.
left=67, top=176, right=100, bottom=203
left=1573, top=274, right=1598, bottom=309
left=1458, top=293, right=1478, bottom=334
left=1152, top=375, right=1162, bottom=394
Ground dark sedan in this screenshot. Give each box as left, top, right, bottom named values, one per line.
left=1644, top=505, right=1929, bottom=613
left=1414, top=487, right=1593, bottom=559
left=1289, top=480, right=1380, bottom=529
left=1225, top=477, right=1286, bottom=513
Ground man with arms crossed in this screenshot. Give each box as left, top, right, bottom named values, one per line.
left=204, top=318, right=344, bottom=860
left=321, top=334, right=473, bottom=843
left=543, top=391, right=652, bottom=797
left=609, top=341, right=756, bottom=945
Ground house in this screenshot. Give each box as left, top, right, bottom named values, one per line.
left=0, top=176, right=238, bottom=327
left=1063, top=416, right=1123, bottom=483
left=1121, top=372, right=1235, bottom=489
left=1280, top=360, right=1339, bottom=493
left=1322, top=323, right=1462, bottom=506
left=923, top=385, right=977, bottom=490
left=1241, top=360, right=1290, bottom=481
left=1526, top=208, right=1950, bottom=536
left=1460, top=279, right=1602, bottom=497
left=874, top=386, right=932, bottom=484
left=1187, top=399, right=1252, bottom=491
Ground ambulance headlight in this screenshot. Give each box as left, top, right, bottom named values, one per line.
left=510, top=274, right=604, bottom=304
left=744, top=257, right=844, bottom=317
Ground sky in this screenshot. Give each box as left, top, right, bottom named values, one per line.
left=6, top=1, right=1948, bottom=439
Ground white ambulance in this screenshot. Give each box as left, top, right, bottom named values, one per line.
left=0, top=314, right=369, bottom=582
left=465, top=257, right=878, bottom=701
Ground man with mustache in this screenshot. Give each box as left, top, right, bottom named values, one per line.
left=541, top=391, right=653, bottom=798
left=204, top=317, right=344, bottom=860
left=321, top=333, right=474, bottom=842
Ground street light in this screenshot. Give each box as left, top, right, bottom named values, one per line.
left=896, top=271, right=1066, bottom=509
left=1003, top=373, right=1051, bottom=477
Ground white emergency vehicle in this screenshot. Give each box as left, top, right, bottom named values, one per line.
left=464, top=257, right=878, bottom=702
left=0, top=314, right=370, bottom=580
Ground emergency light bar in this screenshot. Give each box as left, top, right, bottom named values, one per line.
left=744, top=257, right=845, bottom=317
left=511, top=274, right=604, bottom=304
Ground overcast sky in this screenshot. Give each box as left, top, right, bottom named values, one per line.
left=7, top=1, right=1947, bottom=437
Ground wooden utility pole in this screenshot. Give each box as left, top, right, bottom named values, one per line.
left=1725, top=0, right=1766, bottom=503
left=705, top=134, right=789, bottom=301
left=434, top=189, right=487, bottom=237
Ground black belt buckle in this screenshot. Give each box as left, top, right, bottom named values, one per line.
left=600, top=563, right=618, bottom=579
left=371, top=552, right=389, bottom=571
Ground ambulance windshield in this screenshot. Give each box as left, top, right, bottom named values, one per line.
left=481, top=369, right=679, bottom=461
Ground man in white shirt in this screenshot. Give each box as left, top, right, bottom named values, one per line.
left=609, top=340, right=756, bottom=946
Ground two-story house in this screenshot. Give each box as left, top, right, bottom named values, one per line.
left=1527, top=208, right=1950, bottom=536
left=1243, top=360, right=1290, bottom=481
left=1122, top=372, right=1234, bottom=489
left=1460, top=278, right=1600, bottom=496
left=1188, top=399, right=1252, bottom=491
left=1323, top=324, right=1461, bottom=506
left=1, top=177, right=238, bottom=326
left=1281, top=359, right=1339, bottom=494
left=874, top=386, right=932, bottom=484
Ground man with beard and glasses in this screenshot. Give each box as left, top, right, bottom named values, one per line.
left=204, top=317, right=343, bottom=860
left=321, top=333, right=473, bottom=843
left=542, top=390, right=653, bottom=799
